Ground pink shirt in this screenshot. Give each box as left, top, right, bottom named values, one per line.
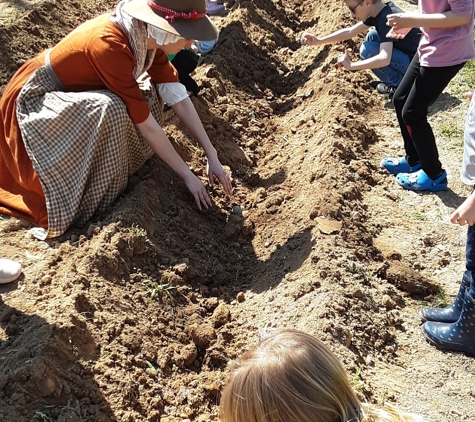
left=418, top=0, right=475, bottom=67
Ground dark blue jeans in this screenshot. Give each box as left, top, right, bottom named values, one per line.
left=359, top=29, right=411, bottom=87
left=466, top=224, right=475, bottom=296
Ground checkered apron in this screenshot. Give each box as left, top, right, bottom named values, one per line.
left=16, top=52, right=163, bottom=239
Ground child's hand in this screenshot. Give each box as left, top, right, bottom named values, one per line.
left=301, top=31, right=319, bottom=46
left=386, top=13, right=408, bottom=30
left=451, top=192, right=475, bottom=226
left=336, top=54, right=352, bottom=70
left=387, top=26, right=411, bottom=40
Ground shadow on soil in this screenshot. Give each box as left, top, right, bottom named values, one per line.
left=0, top=294, right=114, bottom=421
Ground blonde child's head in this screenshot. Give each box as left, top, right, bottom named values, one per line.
left=219, top=330, right=428, bottom=422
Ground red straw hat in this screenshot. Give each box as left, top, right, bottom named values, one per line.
left=123, top=0, right=219, bottom=41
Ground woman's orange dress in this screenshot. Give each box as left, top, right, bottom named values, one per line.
left=0, top=13, right=178, bottom=228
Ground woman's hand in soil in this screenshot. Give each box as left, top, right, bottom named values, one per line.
left=184, top=173, right=213, bottom=211
left=336, top=54, right=352, bottom=70
left=301, top=31, right=319, bottom=46
left=207, top=158, right=233, bottom=194
left=451, top=192, right=475, bottom=226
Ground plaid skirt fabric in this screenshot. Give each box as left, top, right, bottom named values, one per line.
left=16, top=67, right=163, bottom=239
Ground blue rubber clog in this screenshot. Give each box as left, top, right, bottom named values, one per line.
left=396, top=169, right=447, bottom=192
left=380, top=156, right=421, bottom=175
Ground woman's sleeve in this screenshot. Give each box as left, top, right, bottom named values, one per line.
left=147, top=49, right=180, bottom=84
left=87, top=33, right=151, bottom=124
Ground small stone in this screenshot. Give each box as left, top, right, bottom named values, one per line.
left=232, top=205, right=244, bottom=215
left=236, top=292, right=245, bottom=302
left=439, top=257, right=450, bottom=267
left=41, top=276, right=52, bottom=286
left=86, top=225, right=95, bottom=237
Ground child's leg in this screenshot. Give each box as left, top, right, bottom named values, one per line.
left=171, top=49, right=200, bottom=96
left=384, top=48, right=411, bottom=87
left=394, top=58, right=465, bottom=178
left=359, top=29, right=381, bottom=62
left=461, top=97, right=475, bottom=185
left=360, top=30, right=395, bottom=86
left=360, top=31, right=410, bottom=87
left=171, top=49, right=199, bottom=78
left=421, top=225, right=475, bottom=353
left=392, top=55, right=420, bottom=166
left=466, top=224, right=475, bottom=297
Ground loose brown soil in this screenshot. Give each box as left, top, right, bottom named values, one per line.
left=1, top=0, right=475, bottom=421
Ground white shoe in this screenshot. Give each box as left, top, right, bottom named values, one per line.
left=0, top=259, right=22, bottom=284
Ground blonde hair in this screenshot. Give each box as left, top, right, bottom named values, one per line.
left=220, top=330, right=428, bottom=422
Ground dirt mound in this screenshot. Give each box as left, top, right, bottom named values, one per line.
left=0, top=0, right=447, bottom=420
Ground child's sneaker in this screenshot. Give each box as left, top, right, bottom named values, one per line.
left=376, top=82, right=397, bottom=99
left=370, top=80, right=382, bottom=89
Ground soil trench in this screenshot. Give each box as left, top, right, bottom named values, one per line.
left=1, top=0, right=474, bottom=421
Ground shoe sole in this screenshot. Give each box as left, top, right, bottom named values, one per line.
left=396, top=181, right=448, bottom=192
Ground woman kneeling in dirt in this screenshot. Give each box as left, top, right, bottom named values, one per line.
left=220, top=330, right=429, bottom=422
left=0, top=0, right=232, bottom=239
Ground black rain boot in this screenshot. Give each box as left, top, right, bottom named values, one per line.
left=420, top=271, right=471, bottom=322
left=422, top=290, right=475, bottom=355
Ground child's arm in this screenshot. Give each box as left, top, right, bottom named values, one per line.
left=387, top=11, right=472, bottom=31
left=337, top=41, right=393, bottom=71
left=301, top=22, right=367, bottom=46
left=451, top=191, right=475, bottom=226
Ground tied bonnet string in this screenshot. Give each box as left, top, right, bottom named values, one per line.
left=146, top=1, right=206, bottom=22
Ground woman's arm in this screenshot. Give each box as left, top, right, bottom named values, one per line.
left=387, top=11, right=472, bottom=30
left=171, top=97, right=232, bottom=194
left=135, top=113, right=214, bottom=210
